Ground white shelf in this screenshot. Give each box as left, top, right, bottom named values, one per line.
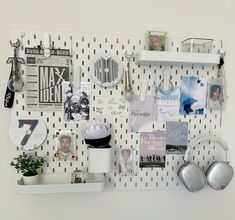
left=16, top=178, right=104, bottom=194
left=135, top=51, right=220, bottom=65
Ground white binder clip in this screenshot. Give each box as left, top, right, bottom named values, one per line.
left=140, top=80, right=148, bottom=101
left=73, top=65, right=81, bottom=89
left=43, top=33, right=51, bottom=58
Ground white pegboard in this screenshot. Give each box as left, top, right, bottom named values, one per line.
left=10, top=30, right=223, bottom=190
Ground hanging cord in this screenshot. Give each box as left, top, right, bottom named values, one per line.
left=69, top=38, right=74, bottom=94
left=217, top=49, right=226, bottom=127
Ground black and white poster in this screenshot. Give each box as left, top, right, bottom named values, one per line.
left=62, top=82, right=90, bottom=122
left=25, top=48, right=71, bottom=111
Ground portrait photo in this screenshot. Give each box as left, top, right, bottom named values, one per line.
left=119, top=148, right=136, bottom=176
left=54, top=131, right=76, bottom=161
left=147, top=31, right=167, bottom=51
left=207, top=79, right=224, bottom=110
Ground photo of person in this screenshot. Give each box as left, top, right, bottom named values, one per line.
left=63, top=82, right=90, bottom=122
left=54, top=131, right=76, bottom=161
left=207, top=79, right=224, bottom=110
left=147, top=31, right=167, bottom=51
left=119, top=149, right=136, bottom=176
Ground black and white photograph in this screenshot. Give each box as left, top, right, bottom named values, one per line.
left=139, top=131, right=166, bottom=168
left=62, top=82, right=90, bottom=122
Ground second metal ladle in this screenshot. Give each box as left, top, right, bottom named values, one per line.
left=124, top=51, right=134, bottom=101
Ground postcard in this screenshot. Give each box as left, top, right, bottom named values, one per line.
left=166, top=121, right=188, bottom=154
left=180, top=76, right=207, bottom=115
left=154, top=86, right=180, bottom=122
left=129, top=95, right=154, bottom=132
left=139, top=131, right=166, bottom=168
left=94, top=96, right=128, bottom=117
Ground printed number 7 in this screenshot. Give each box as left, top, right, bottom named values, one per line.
left=18, top=120, right=39, bottom=146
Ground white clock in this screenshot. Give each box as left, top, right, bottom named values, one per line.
left=10, top=117, right=47, bottom=150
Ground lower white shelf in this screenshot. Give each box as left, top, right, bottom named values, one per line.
left=16, top=178, right=104, bottom=194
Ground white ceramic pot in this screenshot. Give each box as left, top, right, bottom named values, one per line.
left=88, top=148, right=112, bottom=173
left=23, top=173, right=39, bottom=185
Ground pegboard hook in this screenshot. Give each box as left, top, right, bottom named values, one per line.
left=43, top=33, right=51, bottom=58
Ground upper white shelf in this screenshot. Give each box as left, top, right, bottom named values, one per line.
left=135, top=51, right=220, bottom=65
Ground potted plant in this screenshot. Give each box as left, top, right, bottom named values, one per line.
left=10, top=153, right=45, bottom=185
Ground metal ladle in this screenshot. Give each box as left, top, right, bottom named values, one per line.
left=7, top=39, right=24, bottom=92
left=124, top=51, right=134, bottom=101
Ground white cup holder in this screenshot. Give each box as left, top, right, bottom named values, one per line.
left=88, top=148, right=112, bottom=173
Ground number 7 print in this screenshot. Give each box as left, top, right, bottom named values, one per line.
left=18, top=120, right=39, bottom=146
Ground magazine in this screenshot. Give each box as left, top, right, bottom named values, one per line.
left=25, top=47, right=71, bottom=111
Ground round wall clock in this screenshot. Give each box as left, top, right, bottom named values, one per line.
left=10, top=117, right=47, bottom=150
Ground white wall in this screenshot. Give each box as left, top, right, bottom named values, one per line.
left=0, top=0, right=235, bottom=219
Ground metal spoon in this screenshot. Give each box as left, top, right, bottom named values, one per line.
left=124, top=51, right=134, bottom=101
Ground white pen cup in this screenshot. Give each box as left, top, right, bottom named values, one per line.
left=88, top=147, right=112, bottom=173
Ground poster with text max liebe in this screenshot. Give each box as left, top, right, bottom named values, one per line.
left=25, top=48, right=71, bottom=111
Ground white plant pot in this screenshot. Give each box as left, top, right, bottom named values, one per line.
left=23, top=174, right=39, bottom=185
left=88, top=148, right=112, bottom=173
